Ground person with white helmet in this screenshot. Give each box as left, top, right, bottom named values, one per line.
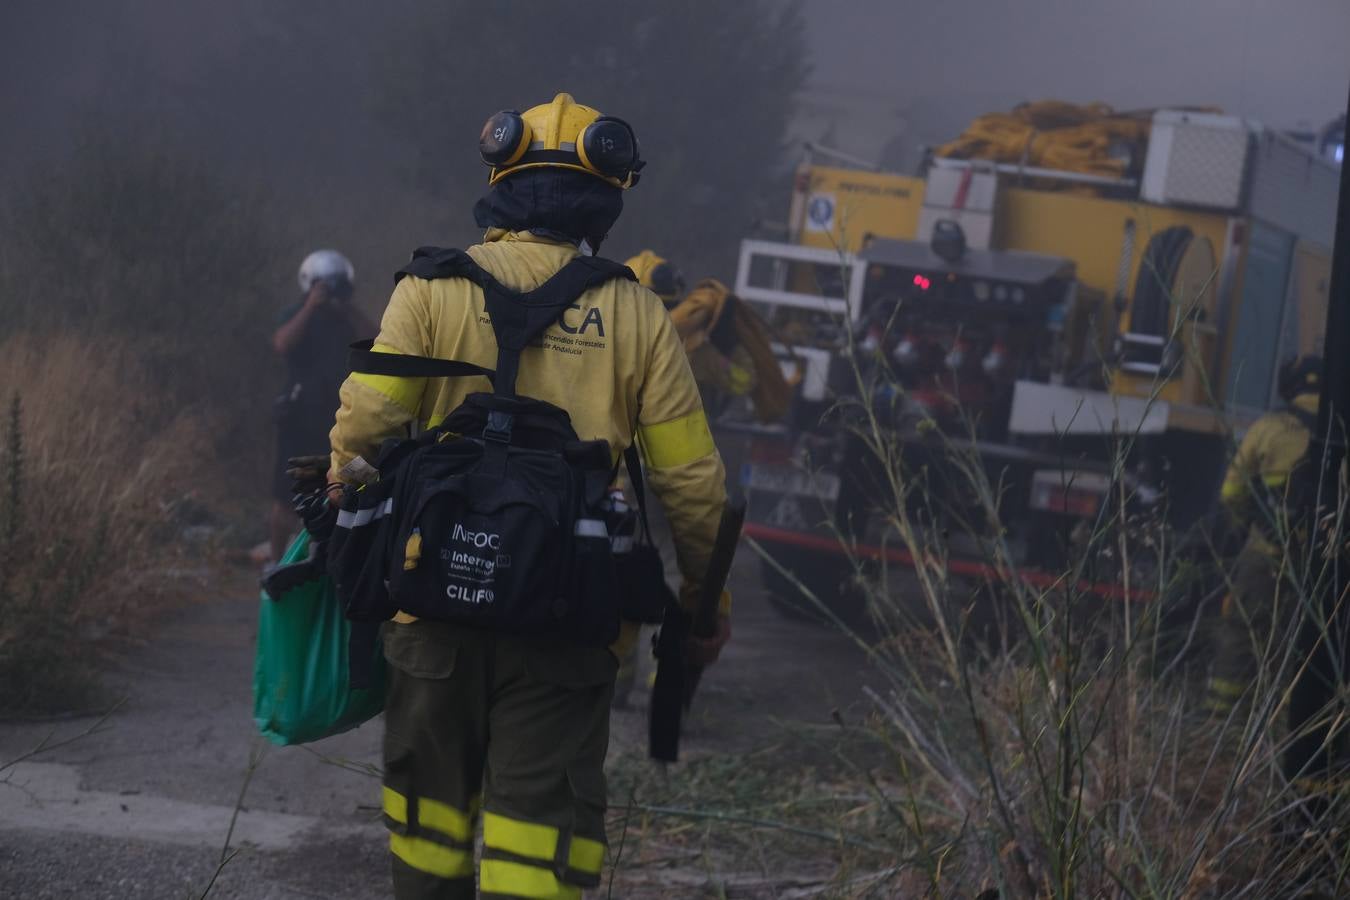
left=267, top=249, right=372, bottom=562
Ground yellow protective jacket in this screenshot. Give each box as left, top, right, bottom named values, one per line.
left=328, top=230, right=729, bottom=634
left=1220, top=393, right=1318, bottom=554
left=668, top=278, right=792, bottom=422
left=668, top=278, right=730, bottom=351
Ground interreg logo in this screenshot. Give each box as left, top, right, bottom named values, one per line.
left=452, top=523, right=500, bottom=550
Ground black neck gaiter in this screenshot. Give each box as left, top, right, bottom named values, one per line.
left=473, top=169, right=624, bottom=253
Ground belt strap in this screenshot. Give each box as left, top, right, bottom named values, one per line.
left=623, top=444, right=654, bottom=543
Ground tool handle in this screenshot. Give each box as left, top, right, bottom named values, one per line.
left=648, top=606, right=691, bottom=763
left=694, top=496, right=745, bottom=637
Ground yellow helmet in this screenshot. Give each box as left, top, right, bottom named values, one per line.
left=479, top=92, right=644, bottom=189
left=624, top=250, right=685, bottom=303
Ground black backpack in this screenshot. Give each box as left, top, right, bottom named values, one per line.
left=328, top=246, right=635, bottom=647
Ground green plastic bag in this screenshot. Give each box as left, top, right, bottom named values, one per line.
left=253, top=531, right=385, bottom=745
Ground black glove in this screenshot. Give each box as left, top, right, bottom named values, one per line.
left=285, top=454, right=331, bottom=496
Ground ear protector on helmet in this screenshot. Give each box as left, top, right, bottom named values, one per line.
left=478, top=108, right=643, bottom=187
left=577, top=116, right=641, bottom=182
left=479, top=110, right=530, bottom=168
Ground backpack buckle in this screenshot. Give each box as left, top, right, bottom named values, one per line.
left=483, top=410, right=514, bottom=444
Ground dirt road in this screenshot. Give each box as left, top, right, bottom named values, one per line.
left=0, top=555, right=867, bottom=899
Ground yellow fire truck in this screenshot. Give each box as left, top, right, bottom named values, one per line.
left=731, top=103, right=1341, bottom=616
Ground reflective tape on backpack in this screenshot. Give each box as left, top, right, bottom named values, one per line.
left=574, top=518, right=608, bottom=538
left=336, top=497, right=394, bottom=530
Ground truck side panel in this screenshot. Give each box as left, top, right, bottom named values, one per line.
left=996, top=187, right=1235, bottom=405
left=794, top=165, right=926, bottom=250
left=996, top=187, right=1232, bottom=314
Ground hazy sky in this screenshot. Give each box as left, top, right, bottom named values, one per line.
left=3, top=0, right=1346, bottom=171
left=803, top=0, right=1349, bottom=129
left=0, top=0, right=1344, bottom=302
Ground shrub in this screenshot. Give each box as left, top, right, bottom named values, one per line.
left=0, top=127, right=294, bottom=712
left=0, top=334, right=224, bottom=713
left=753, top=286, right=1350, bottom=896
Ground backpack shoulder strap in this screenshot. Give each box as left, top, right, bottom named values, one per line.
left=357, top=247, right=496, bottom=386
left=568, top=255, right=637, bottom=284
left=394, top=246, right=482, bottom=284
left=623, top=444, right=655, bottom=542
left=394, top=246, right=634, bottom=293
left=473, top=254, right=633, bottom=397
left=347, top=339, right=494, bottom=383
left=387, top=246, right=634, bottom=401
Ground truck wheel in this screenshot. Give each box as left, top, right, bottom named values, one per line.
left=761, top=551, right=866, bottom=625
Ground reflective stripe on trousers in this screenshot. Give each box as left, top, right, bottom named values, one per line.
left=383, top=790, right=606, bottom=897
left=480, top=810, right=605, bottom=897
left=383, top=786, right=476, bottom=881
left=380, top=620, right=616, bottom=899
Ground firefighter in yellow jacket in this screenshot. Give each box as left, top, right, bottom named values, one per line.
left=329, top=93, right=730, bottom=900
left=1207, top=356, right=1322, bottom=712
left=626, top=250, right=793, bottom=424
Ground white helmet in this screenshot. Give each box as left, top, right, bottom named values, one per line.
left=297, top=249, right=355, bottom=293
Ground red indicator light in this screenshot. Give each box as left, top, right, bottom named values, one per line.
left=912, top=274, right=931, bottom=291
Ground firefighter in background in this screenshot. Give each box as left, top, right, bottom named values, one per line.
left=1208, top=356, right=1322, bottom=712
left=609, top=252, right=792, bottom=708
left=625, top=250, right=793, bottom=424
left=268, top=250, right=371, bottom=564
left=624, top=249, right=685, bottom=306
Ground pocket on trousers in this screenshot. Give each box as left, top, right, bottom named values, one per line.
left=523, top=643, right=617, bottom=689
left=383, top=622, right=459, bottom=680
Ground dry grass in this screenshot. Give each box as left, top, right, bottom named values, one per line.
left=603, top=241, right=1350, bottom=895
left=603, top=741, right=917, bottom=899
left=0, top=333, right=226, bottom=712
left=721, top=284, right=1350, bottom=895
left=0, top=127, right=299, bottom=712
left=606, top=471, right=1348, bottom=897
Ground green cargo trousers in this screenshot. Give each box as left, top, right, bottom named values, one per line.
left=381, top=619, right=617, bottom=899
left=1208, top=544, right=1283, bottom=713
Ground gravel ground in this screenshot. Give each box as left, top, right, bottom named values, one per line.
left=0, top=555, right=866, bottom=898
